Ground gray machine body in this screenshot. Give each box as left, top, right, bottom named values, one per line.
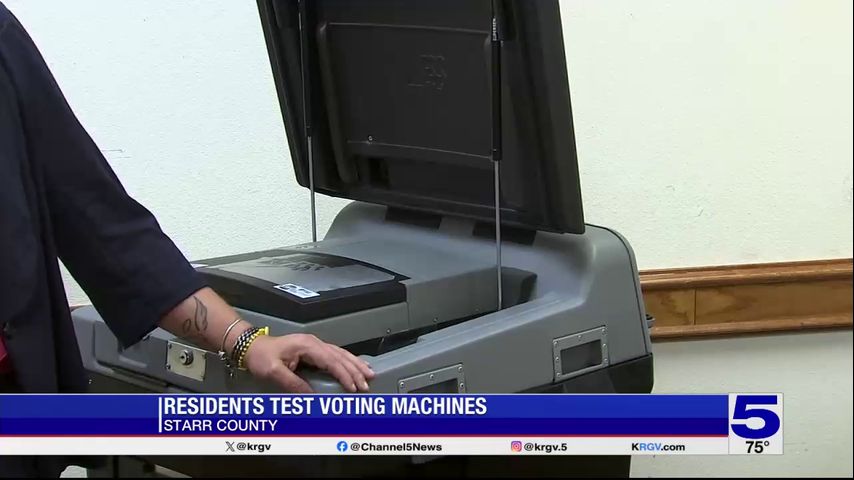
left=71, top=201, right=652, bottom=395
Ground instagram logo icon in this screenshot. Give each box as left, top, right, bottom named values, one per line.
left=511, top=441, right=523, bottom=452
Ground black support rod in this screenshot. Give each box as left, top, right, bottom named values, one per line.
left=298, top=0, right=317, bottom=242
left=491, top=0, right=504, bottom=309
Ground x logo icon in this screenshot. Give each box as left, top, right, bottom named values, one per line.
left=225, top=441, right=235, bottom=452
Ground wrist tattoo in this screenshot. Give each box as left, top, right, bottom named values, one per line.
left=181, top=296, right=209, bottom=342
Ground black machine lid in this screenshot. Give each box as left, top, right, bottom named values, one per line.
left=257, top=0, right=585, bottom=234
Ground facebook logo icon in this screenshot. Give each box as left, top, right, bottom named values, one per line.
left=337, top=441, right=349, bottom=452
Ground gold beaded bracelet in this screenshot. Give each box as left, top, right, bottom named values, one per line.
left=236, top=326, right=269, bottom=371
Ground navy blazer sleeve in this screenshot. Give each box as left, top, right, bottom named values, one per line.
left=0, top=12, right=207, bottom=347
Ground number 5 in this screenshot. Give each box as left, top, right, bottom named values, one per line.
left=731, top=395, right=780, bottom=439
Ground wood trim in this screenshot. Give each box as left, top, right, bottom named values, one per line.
left=642, top=258, right=853, bottom=340
left=641, top=258, right=853, bottom=290
left=651, top=315, right=853, bottom=339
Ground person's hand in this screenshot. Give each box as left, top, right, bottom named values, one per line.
left=157, top=289, right=373, bottom=392
left=243, top=333, right=374, bottom=393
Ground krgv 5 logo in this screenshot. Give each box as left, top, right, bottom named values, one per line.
left=728, top=394, right=783, bottom=455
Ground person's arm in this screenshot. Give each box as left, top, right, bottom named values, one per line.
left=0, top=9, right=372, bottom=393
left=158, top=287, right=373, bottom=393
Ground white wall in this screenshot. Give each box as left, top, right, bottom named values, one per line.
left=6, top=0, right=852, bottom=306
left=559, top=0, right=853, bottom=268
left=634, top=330, right=853, bottom=478
left=6, top=2, right=853, bottom=477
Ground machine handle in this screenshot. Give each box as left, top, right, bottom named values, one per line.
left=297, top=353, right=386, bottom=393
left=299, top=369, right=346, bottom=393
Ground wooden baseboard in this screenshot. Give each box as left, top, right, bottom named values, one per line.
left=641, top=259, right=853, bottom=340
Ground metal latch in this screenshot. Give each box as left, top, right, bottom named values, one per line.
left=398, top=364, right=466, bottom=394
left=165, top=341, right=207, bottom=382
left=552, top=326, right=609, bottom=382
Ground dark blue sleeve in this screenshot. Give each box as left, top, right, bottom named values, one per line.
left=0, top=10, right=207, bottom=347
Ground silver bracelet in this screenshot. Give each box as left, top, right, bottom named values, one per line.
left=218, top=318, right=244, bottom=378
left=219, top=318, right=243, bottom=356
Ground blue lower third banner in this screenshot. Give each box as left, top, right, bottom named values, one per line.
left=0, top=394, right=782, bottom=456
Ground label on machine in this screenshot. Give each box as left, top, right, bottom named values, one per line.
left=273, top=283, right=320, bottom=299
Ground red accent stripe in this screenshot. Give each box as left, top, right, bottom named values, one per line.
left=0, top=434, right=729, bottom=438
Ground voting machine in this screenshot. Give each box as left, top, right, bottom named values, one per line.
left=72, top=0, right=654, bottom=476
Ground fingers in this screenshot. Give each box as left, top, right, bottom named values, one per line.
left=297, top=336, right=372, bottom=393
left=321, top=353, right=360, bottom=393
left=267, top=364, right=313, bottom=394
left=244, top=336, right=313, bottom=393
left=332, top=345, right=375, bottom=380
left=323, top=343, right=373, bottom=391
left=251, top=334, right=375, bottom=393
left=335, top=349, right=370, bottom=392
